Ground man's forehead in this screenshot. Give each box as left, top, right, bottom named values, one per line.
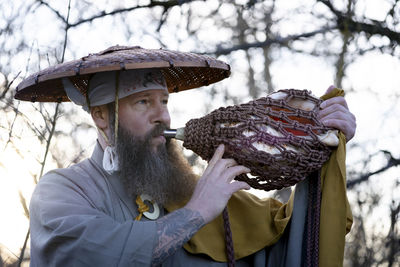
left=63, top=69, right=168, bottom=111
left=127, top=89, right=169, bottom=99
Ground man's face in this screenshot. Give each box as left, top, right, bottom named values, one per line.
left=117, top=89, right=171, bottom=150
left=111, top=89, right=196, bottom=205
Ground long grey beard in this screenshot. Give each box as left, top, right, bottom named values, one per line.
left=116, top=124, right=197, bottom=206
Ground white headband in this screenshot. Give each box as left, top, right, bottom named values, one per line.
left=62, top=69, right=168, bottom=112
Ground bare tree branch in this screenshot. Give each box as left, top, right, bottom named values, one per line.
left=1, top=99, right=41, bottom=146
left=235, top=6, right=259, bottom=98
left=262, top=0, right=276, bottom=94
left=334, top=0, right=353, bottom=88
left=387, top=201, right=400, bottom=267
left=16, top=229, right=30, bottom=267
left=38, top=104, right=60, bottom=179
left=156, top=7, right=170, bottom=32
left=35, top=0, right=67, bottom=24
left=210, top=26, right=337, bottom=55
left=3, top=102, right=19, bottom=150
left=65, top=0, right=198, bottom=29
left=347, top=150, right=400, bottom=189
left=60, top=0, right=72, bottom=63
left=318, top=0, right=400, bottom=44
left=0, top=71, right=20, bottom=100
left=18, top=190, right=30, bottom=220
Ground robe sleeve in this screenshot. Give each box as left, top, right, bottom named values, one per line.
left=29, top=170, right=157, bottom=267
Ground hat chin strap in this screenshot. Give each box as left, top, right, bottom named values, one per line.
left=98, top=126, right=120, bottom=173
left=101, top=71, right=121, bottom=174
left=103, top=145, right=119, bottom=174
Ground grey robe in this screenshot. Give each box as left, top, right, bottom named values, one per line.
left=30, top=142, right=307, bottom=266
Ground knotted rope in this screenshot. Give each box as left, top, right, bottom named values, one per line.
left=183, top=89, right=334, bottom=191
left=304, top=170, right=321, bottom=267
left=135, top=195, right=150, bottom=221
left=222, top=207, right=235, bottom=267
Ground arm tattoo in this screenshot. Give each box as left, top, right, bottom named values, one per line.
left=152, top=208, right=205, bottom=265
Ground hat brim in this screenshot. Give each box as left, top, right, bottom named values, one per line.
left=15, top=46, right=231, bottom=102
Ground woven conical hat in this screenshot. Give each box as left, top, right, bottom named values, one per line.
left=15, top=45, right=231, bottom=102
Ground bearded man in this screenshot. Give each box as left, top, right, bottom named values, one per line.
left=19, top=46, right=356, bottom=266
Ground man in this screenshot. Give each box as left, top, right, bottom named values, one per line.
left=19, top=46, right=356, bottom=266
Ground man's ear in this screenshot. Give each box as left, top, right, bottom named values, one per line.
left=91, top=105, right=109, bottom=130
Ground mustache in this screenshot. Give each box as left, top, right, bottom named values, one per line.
left=149, top=123, right=168, bottom=138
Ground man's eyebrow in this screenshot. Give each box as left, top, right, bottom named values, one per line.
left=135, top=92, right=153, bottom=97
left=158, top=91, right=169, bottom=98
left=134, top=91, right=169, bottom=98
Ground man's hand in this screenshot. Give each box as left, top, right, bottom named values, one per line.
left=152, top=145, right=250, bottom=265
left=318, top=85, right=357, bottom=142
left=185, top=144, right=251, bottom=223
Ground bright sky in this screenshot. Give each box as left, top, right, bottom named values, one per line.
left=1, top=0, right=399, bottom=262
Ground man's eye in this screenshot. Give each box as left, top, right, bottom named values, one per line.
left=137, top=99, right=148, bottom=105
left=162, top=99, right=169, bottom=105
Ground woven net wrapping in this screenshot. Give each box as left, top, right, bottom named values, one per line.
left=183, top=89, right=334, bottom=191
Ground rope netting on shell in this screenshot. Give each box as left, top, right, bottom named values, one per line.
left=183, top=89, right=337, bottom=191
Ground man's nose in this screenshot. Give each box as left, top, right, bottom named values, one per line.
left=152, top=103, right=171, bottom=126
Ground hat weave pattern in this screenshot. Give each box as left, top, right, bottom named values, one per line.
left=15, top=46, right=230, bottom=102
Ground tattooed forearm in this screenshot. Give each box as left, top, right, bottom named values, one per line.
left=152, top=208, right=205, bottom=266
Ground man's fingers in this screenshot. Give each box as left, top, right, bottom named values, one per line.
left=210, top=144, right=225, bottom=165
left=324, top=85, right=336, bottom=95
left=205, top=145, right=240, bottom=175
left=318, top=104, right=356, bottom=131
left=220, top=158, right=238, bottom=169
left=320, top=118, right=347, bottom=130
left=204, top=144, right=225, bottom=176
left=224, top=166, right=251, bottom=182
left=318, top=104, right=348, bottom=120
left=320, top=118, right=356, bottom=141
left=318, top=91, right=357, bottom=142
left=320, top=96, right=348, bottom=110
left=229, top=181, right=251, bottom=193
